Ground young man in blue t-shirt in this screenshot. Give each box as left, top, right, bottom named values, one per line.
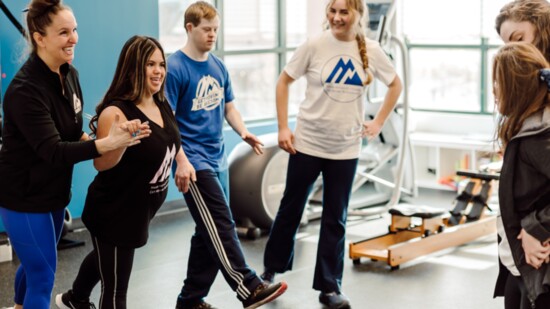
left=165, top=2, right=287, bottom=309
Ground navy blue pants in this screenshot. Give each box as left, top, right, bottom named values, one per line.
left=263, top=151, right=358, bottom=293
left=177, top=169, right=261, bottom=305
left=0, top=206, right=64, bottom=308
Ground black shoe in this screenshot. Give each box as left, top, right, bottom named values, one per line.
left=242, top=281, right=287, bottom=309
left=260, top=270, right=276, bottom=284
left=55, top=290, right=96, bottom=309
left=175, top=300, right=217, bottom=309
left=319, top=292, right=351, bottom=309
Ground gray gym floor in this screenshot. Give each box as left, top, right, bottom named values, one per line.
left=0, top=188, right=503, bottom=309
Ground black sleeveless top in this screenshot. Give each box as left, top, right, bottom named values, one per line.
left=82, top=99, right=180, bottom=248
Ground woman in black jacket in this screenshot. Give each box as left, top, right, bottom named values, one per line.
left=493, top=42, right=550, bottom=308
left=0, top=1, right=149, bottom=308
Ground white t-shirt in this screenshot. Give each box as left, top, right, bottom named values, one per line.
left=285, top=30, right=397, bottom=160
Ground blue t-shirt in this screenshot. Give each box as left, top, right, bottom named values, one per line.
left=165, top=50, right=235, bottom=172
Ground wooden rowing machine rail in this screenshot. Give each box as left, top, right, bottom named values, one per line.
left=349, top=170, right=498, bottom=270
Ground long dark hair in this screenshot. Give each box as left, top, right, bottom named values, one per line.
left=24, top=0, right=71, bottom=54
left=89, top=35, right=166, bottom=135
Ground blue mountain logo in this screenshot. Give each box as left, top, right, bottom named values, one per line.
left=325, top=58, right=363, bottom=86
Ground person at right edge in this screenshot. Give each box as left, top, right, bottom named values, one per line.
left=261, top=0, right=402, bottom=308
left=494, top=1, right=550, bottom=308
left=492, top=42, right=550, bottom=308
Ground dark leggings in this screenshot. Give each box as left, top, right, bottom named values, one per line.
left=505, top=274, right=550, bottom=309
left=71, top=235, right=135, bottom=309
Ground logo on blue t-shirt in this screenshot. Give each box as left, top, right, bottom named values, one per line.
left=192, top=75, right=224, bottom=111
left=321, top=55, right=366, bottom=103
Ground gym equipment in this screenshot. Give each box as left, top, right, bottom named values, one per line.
left=57, top=208, right=85, bottom=250
left=228, top=133, right=289, bottom=232
left=349, top=170, right=498, bottom=270
left=447, top=181, right=476, bottom=226
left=466, top=180, right=492, bottom=223
left=228, top=0, right=415, bottom=236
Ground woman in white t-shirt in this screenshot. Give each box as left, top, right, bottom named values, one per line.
left=261, top=0, right=402, bottom=308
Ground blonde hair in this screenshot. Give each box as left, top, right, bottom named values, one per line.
left=493, top=42, right=550, bottom=147
left=325, top=0, right=373, bottom=85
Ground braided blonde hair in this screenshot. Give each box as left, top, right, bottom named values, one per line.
left=325, top=0, right=373, bottom=85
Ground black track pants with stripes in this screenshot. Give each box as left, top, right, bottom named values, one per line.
left=71, top=236, right=135, bottom=309
left=177, top=170, right=262, bottom=305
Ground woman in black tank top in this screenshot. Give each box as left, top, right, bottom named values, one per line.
left=55, top=36, right=196, bottom=309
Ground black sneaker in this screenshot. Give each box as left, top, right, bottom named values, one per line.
left=319, top=292, right=351, bottom=309
left=242, top=281, right=287, bottom=309
left=260, top=270, right=275, bottom=284
left=175, top=300, right=218, bottom=309
left=55, top=290, right=96, bottom=309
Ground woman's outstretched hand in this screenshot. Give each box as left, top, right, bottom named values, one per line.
left=109, top=114, right=151, bottom=148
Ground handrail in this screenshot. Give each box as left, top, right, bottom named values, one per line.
left=386, top=35, right=415, bottom=207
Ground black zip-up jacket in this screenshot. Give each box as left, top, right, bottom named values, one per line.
left=0, top=53, right=99, bottom=212
left=494, top=107, right=550, bottom=307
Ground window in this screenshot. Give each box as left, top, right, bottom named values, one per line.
left=224, top=54, right=277, bottom=118
left=159, top=0, right=316, bottom=121
left=158, top=0, right=214, bottom=53
left=223, top=0, right=277, bottom=50
left=158, top=0, right=519, bottom=118
left=399, top=0, right=510, bottom=113
left=409, top=49, right=480, bottom=112
left=286, top=1, right=308, bottom=47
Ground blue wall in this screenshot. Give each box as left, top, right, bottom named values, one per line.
left=0, top=0, right=279, bottom=232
